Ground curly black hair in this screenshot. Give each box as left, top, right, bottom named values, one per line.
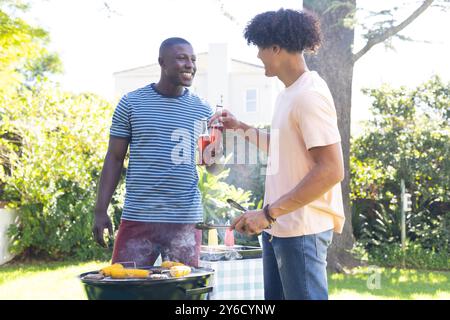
left=243, top=8, right=322, bottom=54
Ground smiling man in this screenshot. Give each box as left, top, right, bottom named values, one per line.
left=92, top=38, right=219, bottom=268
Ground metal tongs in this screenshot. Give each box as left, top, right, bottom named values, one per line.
left=226, top=199, right=247, bottom=212
left=195, top=222, right=231, bottom=230
left=195, top=199, right=248, bottom=230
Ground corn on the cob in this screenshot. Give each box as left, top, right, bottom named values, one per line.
left=110, top=268, right=150, bottom=279
left=161, top=260, right=185, bottom=268
left=124, top=269, right=150, bottom=278
left=169, top=265, right=191, bottom=278
left=100, top=263, right=124, bottom=276
left=110, top=268, right=128, bottom=279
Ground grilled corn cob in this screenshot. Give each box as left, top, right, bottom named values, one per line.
left=110, top=268, right=150, bottom=279
left=100, top=263, right=124, bottom=276
left=169, top=265, right=191, bottom=278
left=161, top=261, right=185, bottom=269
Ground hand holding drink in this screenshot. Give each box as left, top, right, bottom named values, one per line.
left=197, top=108, right=224, bottom=165
left=208, top=107, right=240, bottom=130
left=211, top=105, right=224, bottom=129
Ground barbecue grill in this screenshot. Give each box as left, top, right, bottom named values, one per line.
left=79, top=266, right=214, bottom=300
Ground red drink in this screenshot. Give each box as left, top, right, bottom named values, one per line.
left=198, top=134, right=211, bottom=165
left=197, top=108, right=224, bottom=165
left=224, top=228, right=235, bottom=247
left=210, top=125, right=222, bottom=143
left=197, top=118, right=211, bottom=165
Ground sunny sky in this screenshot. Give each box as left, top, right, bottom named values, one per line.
left=19, top=0, right=450, bottom=134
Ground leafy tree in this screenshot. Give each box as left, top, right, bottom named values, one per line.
left=351, top=76, right=449, bottom=263
left=352, top=76, right=449, bottom=202
left=0, top=0, right=61, bottom=95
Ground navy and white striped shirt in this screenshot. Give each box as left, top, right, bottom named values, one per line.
left=110, top=83, right=213, bottom=223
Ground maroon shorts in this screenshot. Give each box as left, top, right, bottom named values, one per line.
left=111, top=220, right=202, bottom=268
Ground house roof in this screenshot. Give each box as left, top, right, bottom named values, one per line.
left=113, top=52, right=264, bottom=76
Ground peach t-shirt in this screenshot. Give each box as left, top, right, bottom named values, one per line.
left=264, top=71, right=345, bottom=237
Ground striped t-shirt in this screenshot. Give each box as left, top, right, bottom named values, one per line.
left=110, top=83, right=213, bottom=223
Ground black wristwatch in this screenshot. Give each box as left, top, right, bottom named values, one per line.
left=263, top=204, right=276, bottom=227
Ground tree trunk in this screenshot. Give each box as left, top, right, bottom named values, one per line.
left=304, top=0, right=360, bottom=271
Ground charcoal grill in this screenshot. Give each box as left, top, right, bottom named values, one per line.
left=79, top=266, right=214, bottom=300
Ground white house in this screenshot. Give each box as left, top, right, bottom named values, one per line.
left=113, top=43, right=283, bottom=126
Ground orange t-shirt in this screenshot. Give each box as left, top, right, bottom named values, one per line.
left=264, top=71, right=345, bottom=237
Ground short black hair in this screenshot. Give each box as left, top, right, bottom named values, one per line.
left=159, top=37, right=191, bottom=56
left=244, top=8, right=322, bottom=54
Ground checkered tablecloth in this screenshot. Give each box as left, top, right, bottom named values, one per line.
left=199, top=258, right=264, bottom=300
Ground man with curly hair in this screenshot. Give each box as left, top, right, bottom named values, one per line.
left=211, top=9, right=345, bottom=299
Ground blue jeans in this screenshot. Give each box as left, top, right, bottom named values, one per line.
left=262, top=229, right=333, bottom=300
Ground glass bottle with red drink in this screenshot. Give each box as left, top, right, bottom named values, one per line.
left=197, top=118, right=210, bottom=165
left=197, top=106, right=224, bottom=166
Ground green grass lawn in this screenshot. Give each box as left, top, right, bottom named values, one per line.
left=329, top=267, right=450, bottom=300
left=0, top=261, right=448, bottom=300
left=0, top=260, right=108, bottom=300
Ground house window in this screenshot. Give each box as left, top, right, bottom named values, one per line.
left=246, top=89, right=257, bottom=112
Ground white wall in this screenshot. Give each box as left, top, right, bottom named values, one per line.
left=228, top=74, right=278, bottom=126
left=191, top=73, right=208, bottom=101
left=114, top=73, right=159, bottom=99
left=207, top=43, right=229, bottom=106
left=0, top=208, right=17, bottom=265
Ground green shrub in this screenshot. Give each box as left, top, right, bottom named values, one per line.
left=351, top=76, right=450, bottom=263
left=368, top=242, right=449, bottom=271
left=0, top=84, right=118, bottom=260
left=352, top=199, right=449, bottom=253
left=197, top=164, right=258, bottom=246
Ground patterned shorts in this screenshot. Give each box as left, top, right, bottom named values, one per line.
left=111, top=220, right=202, bottom=267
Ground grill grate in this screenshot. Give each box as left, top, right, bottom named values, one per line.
left=80, top=266, right=214, bottom=284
